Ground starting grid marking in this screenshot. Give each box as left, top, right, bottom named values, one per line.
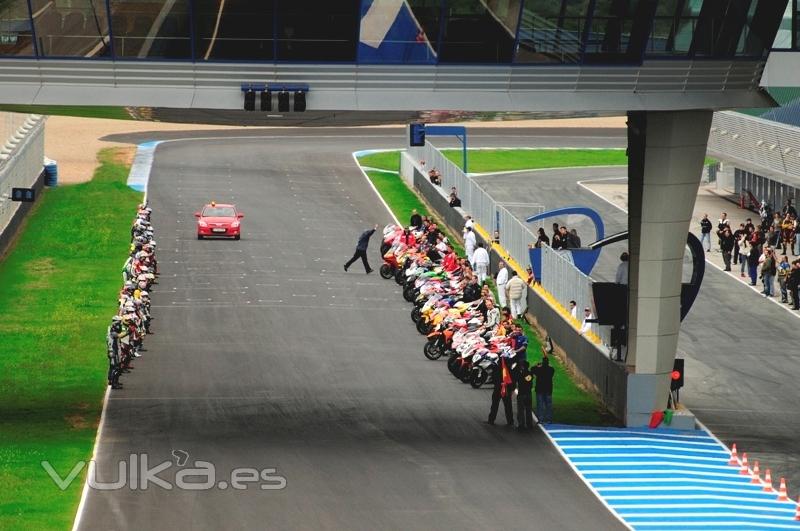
left=544, top=425, right=800, bottom=530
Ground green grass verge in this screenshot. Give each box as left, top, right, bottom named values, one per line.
left=359, top=161, right=615, bottom=426
left=0, top=148, right=140, bottom=531
left=359, top=148, right=716, bottom=175
left=0, top=105, right=132, bottom=121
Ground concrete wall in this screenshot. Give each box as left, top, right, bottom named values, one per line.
left=0, top=170, right=45, bottom=259
left=405, top=152, right=628, bottom=421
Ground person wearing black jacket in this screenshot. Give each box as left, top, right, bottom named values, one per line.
left=409, top=209, right=422, bottom=229
left=515, top=361, right=534, bottom=430
left=720, top=227, right=735, bottom=271
left=488, top=358, right=514, bottom=426
left=344, top=224, right=378, bottom=273
left=788, top=261, right=800, bottom=310
left=700, top=214, right=713, bottom=252
left=532, top=356, right=555, bottom=424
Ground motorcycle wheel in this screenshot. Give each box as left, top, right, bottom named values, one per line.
left=416, top=319, right=431, bottom=335
left=379, top=264, right=394, bottom=279
left=447, top=352, right=459, bottom=375
left=459, top=365, right=473, bottom=383
left=403, top=286, right=416, bottom=302
left=394, top=268, right=405, bottom=285
left=470, top=368, right=488, bottom=389
left=423, top=340, right=441, bottom=361
left=410, top=307, right=422, bottom=323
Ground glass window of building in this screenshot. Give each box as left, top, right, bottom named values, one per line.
left=109, top=0, right=191, bottom=59
left=439, top=0, right=518, bottom=63
left=358, top=0, right=440, bottom=63
left=194, top=0, right=274, bottom=61
left=32, top=0, right=111, bottom=57
left=276, top=1, right=359, bottom=61
left=734, top=0, right=789, bottom=58
left=0, top=0, right=36, bottom=56
left=582, top=0, right=658, bottom=64
left=516, top=0, right=590, bottom=64
left=645, top=0, right=700, bottom=57
left=771, top=0, right=792, bottom=48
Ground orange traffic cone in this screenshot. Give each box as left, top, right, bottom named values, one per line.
left=764, top=469, right=775, bottom=492
left=751, top=461, right=761, bottom=484
left=729, top=443, right=739, bottom=465
left=794, top=496, right=800, bottom=520
left=777, top=478, right=789, bottom=501
left=739, top=453, right=750, bottom=475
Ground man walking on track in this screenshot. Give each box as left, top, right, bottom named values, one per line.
left=345, top=224, right=378, bottom=274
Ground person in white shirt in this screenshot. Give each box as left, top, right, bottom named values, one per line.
left=464, top=226, right=477, bottom=266
left=569, top=300, right=577, bottom=320
left=472, top=242, right=490, bottom=282
left=615, top=252, right=629, bottom=285
left=495, top=260, right=509, bottom=308
left=579, top=307, right=594, bottom=335
left=463, top=215, right=474, bottom=231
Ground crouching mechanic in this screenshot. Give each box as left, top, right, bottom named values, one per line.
left=106, top=316, right=125, bottom=389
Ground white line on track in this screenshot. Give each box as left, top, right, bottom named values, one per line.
left=70, top=386, right=109, bottom=531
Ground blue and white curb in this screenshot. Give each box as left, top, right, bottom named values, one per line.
left=546, top=425, right=800, bottom=530
left=127, top=140, right=161, bottom=195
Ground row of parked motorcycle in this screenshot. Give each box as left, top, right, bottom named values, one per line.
left=377, top=224, right=519, bottom=389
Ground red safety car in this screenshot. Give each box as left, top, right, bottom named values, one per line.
left=195, top=202, right=244, bottom=240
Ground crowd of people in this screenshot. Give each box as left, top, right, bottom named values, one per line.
left=367, top=209, right=555, bottom=429
left=105, top=203, right=158, bottom=390
left=531, top=223, right=582, bottom=250
left=700, top=199, right=800, bottom=309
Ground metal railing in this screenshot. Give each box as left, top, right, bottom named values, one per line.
left=0, top=113, right=45, bottom=232
left=407, top=141, right=613, bottom=354
left=539, top=244, right=611, bottom=352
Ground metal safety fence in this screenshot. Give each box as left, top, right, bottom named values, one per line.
left=0, top=113, right=45, bottom=232
left=407, top=141, right=612, bottom=354
left=540, top=244, right=611, bottom=352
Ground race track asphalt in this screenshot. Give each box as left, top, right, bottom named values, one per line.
left=78, top=134, right=626, bottom=530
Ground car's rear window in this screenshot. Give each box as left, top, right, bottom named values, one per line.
left=202, top=207, right=236, bottom=217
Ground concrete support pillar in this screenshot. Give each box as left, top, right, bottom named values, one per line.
left=625, top=110, right=713, bottom=427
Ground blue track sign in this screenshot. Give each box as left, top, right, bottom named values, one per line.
left=12, top=187, right=35, bottom=202
left=409, top=123, right=426, bottom=146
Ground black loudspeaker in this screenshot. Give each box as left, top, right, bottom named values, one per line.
left=590, top=282, right=628, bottom=326
left=671, top=358, right=684, bottom=391
left=260, top=90, right=272, bottom=111
left=293, top=91, right=306, bottom=112
left=278, top=91, right=290, bottom=112
left=244, top=89, right=256, bottom=111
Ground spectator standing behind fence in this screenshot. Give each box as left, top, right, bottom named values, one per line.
left=449, top=192, right=461, bottom=208
left=569, top=300, right=578, bottom=320
left=579, top=307, right=593, bottom=335
left=496, top=260, right=509, bottom=308
left=464, top=226, right=476, bottom=266
left=506, top=271, right=527, bottom=319
left=535, top=227, right=550, bottom=248
left=568, top=229, right=581, bottom=248
left=473, top=242, right=490, bottom=283
left=700, top=214, right=713, bottom=252
left=551, top=223, right=562, bottom=249
left=615, top=252, right=629, bottom=284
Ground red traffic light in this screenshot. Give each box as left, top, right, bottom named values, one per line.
left=671, top=370, right=681, bottom=381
